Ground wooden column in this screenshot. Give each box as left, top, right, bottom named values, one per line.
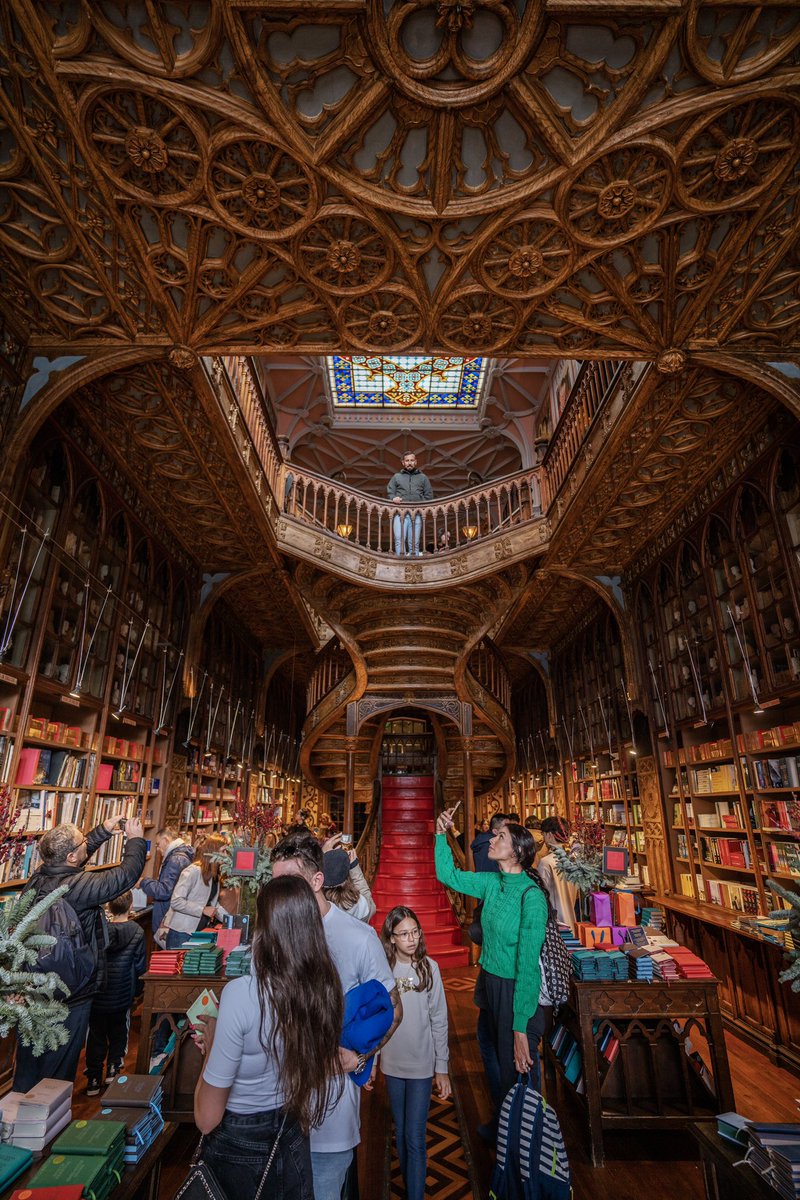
left=463, top=736, right=475, bottom=872
left=344, top=736, right=358, bottom=835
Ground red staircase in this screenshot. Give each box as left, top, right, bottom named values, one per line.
left=370, top=775, right=469, bottom=967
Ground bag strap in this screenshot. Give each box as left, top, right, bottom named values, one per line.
left=254, top=1112, right=288, bottom=1200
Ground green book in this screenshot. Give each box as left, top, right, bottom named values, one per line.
left=0, top=1143, right=33, bottom=1191
left=52, top=1118, right=126, bottom=1156
left=30, top=1151, right=109, bottom=1195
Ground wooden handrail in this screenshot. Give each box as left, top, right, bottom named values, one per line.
left=306, top=639, right=351, bottom=713
left=541, top=360, right=624, bottom=508
left=217, top=356, right=284, bottom=504
left=468, top=638, right=511, bottom=715
left=284, top=464, right=543, bottom=555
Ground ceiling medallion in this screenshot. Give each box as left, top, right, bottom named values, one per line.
left=597, top=180, right=637, bottom=220
left=326, top=240, right=361, bottom=275
left=435, top=0, right=476, bottom=32
left=508, top=246, right=544, bottom=277
left=124, top=127, right=168, bottom=172
left=241, top=174, right=280, bottom=214
left=713, top=138, right=758, bottom=182
left=168, top=346, right=198, bottom=370
left=369, top=309, right=399, bottom=339
left=656, top=349, right=687, bottom=375
left=463, top=312, right=492, bottom=342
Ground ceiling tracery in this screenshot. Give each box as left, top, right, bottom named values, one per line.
left=0, top=0, right=795, bottom=358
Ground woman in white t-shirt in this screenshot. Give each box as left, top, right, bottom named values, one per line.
left=536, top=816, right=579, bottom=933
left=193, top=875, right=344, bottom=1199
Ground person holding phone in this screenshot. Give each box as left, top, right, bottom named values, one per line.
left=322, top=835, right=376, bottom=923
left=433, top=807, right=548, bottom=1142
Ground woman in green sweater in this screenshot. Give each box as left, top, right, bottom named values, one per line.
left=434, top=810, right=548, bottom=1124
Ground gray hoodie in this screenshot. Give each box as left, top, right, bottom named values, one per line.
left=386, top=467, right=434, bottom=503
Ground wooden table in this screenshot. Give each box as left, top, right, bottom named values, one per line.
left=135, top=971, right=232, bottom=1122
left=7, top=1120, right=178, bottom=1200
left=544, top=978, right=735, bottom=1167
left=691, top=1122, right=778, bottom=1200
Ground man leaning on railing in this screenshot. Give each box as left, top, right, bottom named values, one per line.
left=386, top=451, right=434, bottom=556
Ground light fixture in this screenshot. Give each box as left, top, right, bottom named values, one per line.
left=336, top=524, right=353, bottom=538
left=462, top=525, right=479, bottom=540
left=68, top=685, right=82, bottom=700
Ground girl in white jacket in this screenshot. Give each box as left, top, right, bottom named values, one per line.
left=159, top=833, right=228, bottom=948
left=377, top=906, right=451, bottom=1200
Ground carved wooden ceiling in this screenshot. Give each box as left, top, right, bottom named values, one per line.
left=251, top=353, right=553, bottom=494
left=0, top=0, right=797, bottom=361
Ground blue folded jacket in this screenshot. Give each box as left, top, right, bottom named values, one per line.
left=341, top=979, right=395, bottom=1086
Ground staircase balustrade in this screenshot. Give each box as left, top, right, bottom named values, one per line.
left=468, top=638, right=511, bottom=715
left=540, top=359, right=623, bottom=509
left=283, top=465, right=543, bottom=555
left=306, top=639, right=352, bottom=713
left=213, top=355, right=284, bottom=506
left=356, top=778, right=382, bottom=886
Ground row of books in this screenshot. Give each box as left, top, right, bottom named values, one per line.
left=737, top=722, right=800, bottom=752
left=678, top=872, right=761, bottom=914
left=15, top=747, right=89, bottom=788
left=0, top=841, right=39, bottom=884
left=663, top=737, right=735, bottom=767
left=700, top=835, right=751, bottom=869
left=745, top=756, right=800, bottom=790
left=767, top=841, right=800, bottom=877
left=25, top=716, right=91, bottom=747
left=12, top=789, right=84, bottom=832
left=763, top=798, right=800, bottom=831
left=0, top=1078, right=73, bottom=1153
left=690, top=763, right=738, bottom=793
left=101, top=734, right=148, bottom=759
left=96, top=760, right=141, bottom=790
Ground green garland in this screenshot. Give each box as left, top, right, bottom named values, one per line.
left=0, top=886, right=70, bottom=1055
left=767, top=880, right=800, bottom=993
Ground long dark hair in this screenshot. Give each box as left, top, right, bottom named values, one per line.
left=252, top=875, right=344, bottom=1132
left=504, top=822, right=554, bottom=918
left=380, top=906, right=433, bottom=992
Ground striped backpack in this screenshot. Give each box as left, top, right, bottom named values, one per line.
left=489, top=1072, right=571, bottom=1200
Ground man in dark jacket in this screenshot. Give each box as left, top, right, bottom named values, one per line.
left=85, top=889, right=147, bottom=1094
left=14, top=814, right=146, bottom=1091
left=470, top=811, right=507, bottom=872
left=387, top=452, right=433, bottom=556
left=137, top=826, right=194, bottom=931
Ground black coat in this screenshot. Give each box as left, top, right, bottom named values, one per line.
left=91, top=919, right=147, bottom=1012
left=24, top=825, right=146, bottom=1004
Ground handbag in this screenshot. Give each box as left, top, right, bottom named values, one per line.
left=521, top=884, right=571, bottom=1011
left=175, top=1112, right=287, bottom=1200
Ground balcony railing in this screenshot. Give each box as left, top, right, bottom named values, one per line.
left=468, top=638, right=511, bottom=715
left=217, top=356, right=283, bottom=503
left=541, top=360, right=623, bottom=508
left=284, top=465, right=542, bottom=556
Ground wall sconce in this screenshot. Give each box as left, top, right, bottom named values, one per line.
left=336, top=524, right=353, bottom=538
left=462, top=525, right=479, bottom=540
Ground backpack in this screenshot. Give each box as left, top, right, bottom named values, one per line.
left=490, top=1072, right=571, bottom=1200
left=32, top=882, right=97, bottom=998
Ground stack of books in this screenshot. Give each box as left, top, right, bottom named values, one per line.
left=2, top=1079, right=73, bottom=1152
left=640, top=907, right=664, bottom=932
left=224, top=946, right=252, bottom=978
left=28, top=1117, right=126, bottom=1199
left=149, top=950, right=185, bottom=975
left=625, top=945, right=655, bottom=981
left=182, top=943, right=223, bottom=976
left=745, top=1124, right=800, bottom=1198
left=571, top=949, right=628, bottom=981
left=557, top=927, right=582, bottom=953
left=669, top=947, right=715, bottom=980
left=102, top=1074, right=163, bottom=1115
left=95, top=1104, right=164, bottom=1165
left=649, top=950, right=679, bottom=982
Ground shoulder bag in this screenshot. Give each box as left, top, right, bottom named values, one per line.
left=521, top=884, right=571, bottom=1012
left=175, top=1112, right=287, bottom=1200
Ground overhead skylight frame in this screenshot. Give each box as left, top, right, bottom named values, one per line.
left=324, top=355, right=490, bottom=424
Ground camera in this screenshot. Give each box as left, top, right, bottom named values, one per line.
left=119, top=818, right=127, bottom=832
left=340, top=833, right=352, bottom=845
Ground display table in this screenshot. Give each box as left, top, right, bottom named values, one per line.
left=135, top=971, right=232, bottom=1122
left=691, top=1122, right=777, bottom=1200
left=7, top=1120, right=178, bottom=1200
left=544, top=979, right=735, bottom=1167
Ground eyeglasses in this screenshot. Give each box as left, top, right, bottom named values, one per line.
left=71, top=838, right=87, bottom=854
left=394, top=929, right=421, bottom=939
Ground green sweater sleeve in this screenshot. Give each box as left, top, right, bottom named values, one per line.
left=512, top=886, right=548, bottom=1033
left=434, top=834, right=488, bottom=900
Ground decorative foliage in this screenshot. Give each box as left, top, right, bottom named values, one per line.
left=213, top=794, right=281, bottom=897
left=553, top=815, right=613, bottom=893
left=767, top=880, right=800, bottom=993
left=0, top=885, right=70, bottom=1054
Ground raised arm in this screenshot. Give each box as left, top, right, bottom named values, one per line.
left=434, top=831, right=488, bottom=900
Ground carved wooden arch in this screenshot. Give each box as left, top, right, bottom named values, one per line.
left=541, top=566, right=641, bottom=703
left=693, top=353, right=800, bottom=421
left=1, top=346, right=167, bottom=493
left=504, top=648, right=558, bottom=736
left=346, top=695, right=471, bottom=737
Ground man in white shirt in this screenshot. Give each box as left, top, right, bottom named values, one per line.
left=271, top=830, right=402, bottom=1200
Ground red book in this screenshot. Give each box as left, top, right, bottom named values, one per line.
left=96, top=763, right=114, bottom=790
left=15, top=748, right=40, bottom=786
left=11, top=1190, right=85, bottom=1200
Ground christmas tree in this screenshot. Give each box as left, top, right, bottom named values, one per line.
left=767, top=880, right=800, bottom=994
left=0, top=885, right=70, bottom=1054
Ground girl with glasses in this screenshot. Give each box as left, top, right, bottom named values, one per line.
left=376, top=906, right=450, bottom=1200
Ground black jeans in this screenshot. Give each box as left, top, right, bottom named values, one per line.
left=85, top=1006, right=130, bottom=1078
left=202, top=1109, right=312, bottom=1200
left=478, top=970, right=548, bottom=1121
left=13, top=997, right=93, bottom=1092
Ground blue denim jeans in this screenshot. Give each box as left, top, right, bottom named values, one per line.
left=14, top=997, right=93, bottom=1092
left=310, top=1148, right=353, bottom=1200
left=385, top=1075, right=432, bottom=1200
left=166, top=929, right=192, bottom=950
left=393, top=511, right=422, bottom=555
left=202, top=1108, right=312, bottom=1199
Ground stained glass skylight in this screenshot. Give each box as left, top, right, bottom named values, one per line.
left=327, top=355, right=486, bottom=410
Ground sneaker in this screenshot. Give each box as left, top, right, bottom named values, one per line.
left=105, top=1063, right=122, bottom=1083
left=86, top=1078, right=102, bottom=1097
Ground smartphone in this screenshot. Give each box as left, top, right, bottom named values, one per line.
left=449, top=801, right=462, bottom=818
left=119, top=818, right=127, bottom=832
left=341, top=833, right=353, bottom=845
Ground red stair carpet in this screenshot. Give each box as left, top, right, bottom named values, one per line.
left=370, top=775, right=469, bottom=967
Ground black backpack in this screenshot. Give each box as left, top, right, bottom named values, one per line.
left=490, top=1072, right=571, bottom=1200
left=31, top=882, right=97, bottom=998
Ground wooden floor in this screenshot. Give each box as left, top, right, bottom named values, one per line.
left=69, top=967, right=799, bottom=1199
